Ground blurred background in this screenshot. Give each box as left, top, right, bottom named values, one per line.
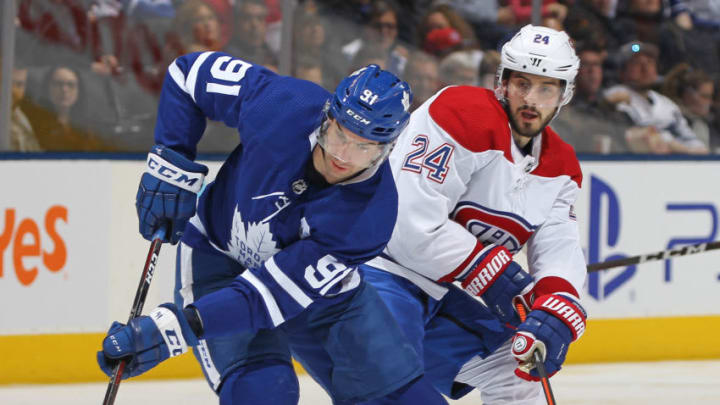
left=1, top=0, right=719, bottom=155
left=1, top=0, right=720, bottom=399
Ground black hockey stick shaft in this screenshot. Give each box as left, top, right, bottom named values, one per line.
left=102, top=228, right=166, bottom=405
left=515, top=301, right=557, bottom=405
left=586, top=240, right=720, bottom=272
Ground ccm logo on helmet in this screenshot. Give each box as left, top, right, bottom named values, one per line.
left=345, top=108, right=371, bottom=126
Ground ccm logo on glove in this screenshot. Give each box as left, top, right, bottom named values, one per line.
left=147, top=154, right=204, bottom=193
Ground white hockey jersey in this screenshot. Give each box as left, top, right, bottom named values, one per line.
left=367, top=86, right=586, bottom=300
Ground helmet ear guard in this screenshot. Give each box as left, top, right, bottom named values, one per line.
left=494, top=24, right=579, bottom=109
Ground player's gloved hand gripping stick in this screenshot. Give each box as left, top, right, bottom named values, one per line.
left=135, top=145, right=208, bottom=244
left=101, top=145, right=207, bottom=404
left=513, top=298, right=556, bottom=405
left=511, top=291, right=587, bottom=405
left=100, top=227, right=166, bottom=405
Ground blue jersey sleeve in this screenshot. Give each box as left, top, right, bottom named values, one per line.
left=192, top=238, right=369, bottom=335
left=154, top=51, right=280, bottom=159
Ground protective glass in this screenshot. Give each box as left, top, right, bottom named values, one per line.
left=507, top=77, right=563, bottom=108
left=318, top=120, right=390, bottom=167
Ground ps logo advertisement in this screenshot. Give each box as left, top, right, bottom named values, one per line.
left=581, top=169, right=718, bottom=316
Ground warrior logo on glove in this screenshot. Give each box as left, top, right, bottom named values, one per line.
left=512, top=334, right=528, bottom=352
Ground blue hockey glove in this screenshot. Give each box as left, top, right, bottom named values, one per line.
left=136, top=145, right=208, bottom=244
left=459, top=245, right=534, bottom=324
left=511, top=293, right=587, bottom=381
left=97, top=303, right=199, bottom=379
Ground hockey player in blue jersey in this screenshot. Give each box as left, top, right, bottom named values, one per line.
left=96, top=52, right=433, bottom=404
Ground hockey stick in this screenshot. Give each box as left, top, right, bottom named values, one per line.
left=586, top=240, right=720, bottom=272
left=515, top=301, right=557, bottom=405
left=101, top=227, right=166, bottom=405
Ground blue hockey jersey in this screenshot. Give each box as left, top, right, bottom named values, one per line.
left=156, top=52, right=398, bottom=337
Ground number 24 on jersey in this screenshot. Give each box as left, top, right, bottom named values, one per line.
left=401, top=134, right=455, bottom=183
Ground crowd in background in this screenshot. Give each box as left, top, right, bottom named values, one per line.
left=4, top=0, right=720, bottom=154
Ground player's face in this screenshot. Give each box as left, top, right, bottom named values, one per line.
left=504, top=71, right=563, bottom=138
left=314, top=119, right=386, bottom=184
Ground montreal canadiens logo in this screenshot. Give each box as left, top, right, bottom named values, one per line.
left=452, top=202, right=536, bottom=254
left=513, top=335, right=528, bottom=352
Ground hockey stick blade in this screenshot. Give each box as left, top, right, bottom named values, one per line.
left=586, top=240, right=720, bottom=272
left=102, top=227, right=166, bottom=405
left=515, top=301, right=557, bottom=405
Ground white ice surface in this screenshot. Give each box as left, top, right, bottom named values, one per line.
left=1, top=360, right=719, bottom=404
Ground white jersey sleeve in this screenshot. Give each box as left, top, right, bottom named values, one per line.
left=526, top=177, right=586, bottom=296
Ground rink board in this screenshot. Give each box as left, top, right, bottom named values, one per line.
left=1, top=156, right=719, bottom=384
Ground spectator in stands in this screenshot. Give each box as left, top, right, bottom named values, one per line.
left=439, top=0, right=516, bottom=50
left=88, top=0, right=177, bottom=19
left=341, top=0, right=409, bottom=75
left=668, top=0, right=720, bottom=32
left=160, top=0, right=225, bottom=78
left=292, top=10, right=345, bottom=88
left=172, top=0, right=247, bottom=153
left=662, top=64, right=719, bottom=152
left=28, top=65, right=113, bottom=152
left=614, top=0, right=666, bottom=45
left=479, top=49, right=500, bottom=89
left=293, top=51, right=326, bottom=88
left=713, top=81, right=720, bottom=152
left=294, top=11, right=328, bottom=59
left=417, top=4, right=479, bottom=58
left=403, top=50, right=441, bottom=111
left=438, top=50, right=479, bottom=87
left=349, top=43, right=389, bottom=71
left=604, top=41, right=708, bottom=154
left=508, top=0, right=568, bottom=26
left=16, top=0, right=91, bottom=66
left=565, top=0, right=630, bottom=53
left=7, top=62, right=41, bottom=151
left=552, top=41, right=630, bottom=153
left=312, top=0, right=378, bottom=48
left=173, top=0, right=224, bottom=53
left=657, top=3, right=720, bottom=75
left=263, top=0, right=285, bottom=56
left=225, top=0, right=278, bottom=70
left=541, top=10, right=566, bottom=31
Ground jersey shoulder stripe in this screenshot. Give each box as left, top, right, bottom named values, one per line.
left=536, top=126, right=583, bottom=188
left=428, top=86, right=513, bottom=160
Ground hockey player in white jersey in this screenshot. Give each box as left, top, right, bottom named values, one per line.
left=360, top=24, right=588, bottom=404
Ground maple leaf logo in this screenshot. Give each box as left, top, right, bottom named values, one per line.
left=223, top=206, right=280, bottom=269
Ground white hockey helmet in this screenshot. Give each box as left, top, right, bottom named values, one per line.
left=495, top=24, right=580, bottom=107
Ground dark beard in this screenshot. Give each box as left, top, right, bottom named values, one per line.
left=507, top=105, right=556, bottom=138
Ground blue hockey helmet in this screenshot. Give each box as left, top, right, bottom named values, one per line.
left=329, top=64, right=412, bottom=143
